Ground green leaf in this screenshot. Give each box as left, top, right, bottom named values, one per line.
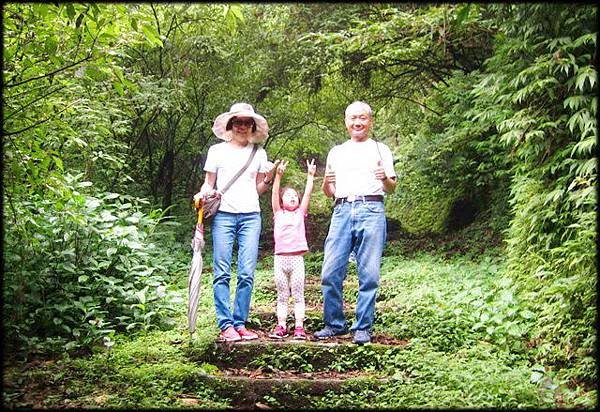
left=75, top=12, right=85, bottom=28
left=44, top=35, right=58, bottom=55
left=141, top=24, right=163, bottom=48
left=454, top=4, right=471, bottom=27
left=131, top=17, right=138, bottom=31
left=136, top=287, right=148, bottom=304
left=520, top=310, right=535, bottom=319
left=34, top=4, right=50, bottom=18
left=126, top=241, right=143, bottom=250
left=530, top=371, right=544, bottom=384
left=575, top=66, right=596, bottom=91
left=66, top=4, right=76, bottom=20
left=53, top=156, right=64, bottom=171
left=563, top=95, right=587, bottom=111
left=507, top=324, right=523, bottom=337
left=113, top=81, right=124, bottom=96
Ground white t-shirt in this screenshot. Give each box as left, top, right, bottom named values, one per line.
left=326, top=138, right=396, bottom=198
left=204, top=142, right=269, bottom=213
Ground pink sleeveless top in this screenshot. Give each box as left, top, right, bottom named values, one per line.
left=273, top=208, right=308, bottom=255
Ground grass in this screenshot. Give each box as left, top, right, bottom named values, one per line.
left=2, top=246, right=596, bottom=409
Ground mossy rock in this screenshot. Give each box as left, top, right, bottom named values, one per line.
left=188, top=340, right=406, bottom=372
left=387, top=177, right=462, bottom=235
left=186, top=372, right=387, bottom=409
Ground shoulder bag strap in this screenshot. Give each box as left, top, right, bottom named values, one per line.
left=374, top=139, right=383, bottom=164
left=219, top=144, right=258, bottom=194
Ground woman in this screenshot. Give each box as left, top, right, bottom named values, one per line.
left=194, top=103, right=277, bottom=342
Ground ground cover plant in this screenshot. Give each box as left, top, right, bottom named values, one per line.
left=3, top=246, right=595, bottom=409
left=3, top=2, right=596, bottom=410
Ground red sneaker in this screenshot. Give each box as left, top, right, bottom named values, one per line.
left=236, top=327, right=259, bottom=340
left=219, top=326, right=241, bottom=342
left=269, top=325, right=289, bottom=339
left=293, top=326, right=307, bottom=340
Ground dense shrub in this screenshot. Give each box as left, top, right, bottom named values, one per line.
left=481, top=4, right=597, bottom=386
left=3, top=173, right=185, bottom=355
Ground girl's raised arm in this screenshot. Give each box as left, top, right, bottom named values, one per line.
left=300, top=159, right=316, bottom=212
left=271, top=160, right=287, bottom=213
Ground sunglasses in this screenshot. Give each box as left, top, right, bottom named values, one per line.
left=232, top=119, right=255, bottom=127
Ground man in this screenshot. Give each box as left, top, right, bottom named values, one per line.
left=314, top=101, right=397, bottom=344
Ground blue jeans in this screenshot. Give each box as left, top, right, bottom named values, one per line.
left=211, top=211, right=261, bottom=331
left=321, top=200, right=386, bottom=332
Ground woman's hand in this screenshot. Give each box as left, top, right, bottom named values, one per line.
left=193, top=188, right=218, bottom=203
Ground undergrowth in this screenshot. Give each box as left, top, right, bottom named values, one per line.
left=3, top=241, right=595, bottom=409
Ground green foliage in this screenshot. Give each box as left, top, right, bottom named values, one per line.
left=475, top=4, right=597, bottom=386
left=2, top=329, right=230, bottom=409
left=6, top=249, right=595, bottom=409
left=2, top=2, right=596, bottom=398
left=3, top=173, right=184, bottom=354
left=371, top=3, right=596, bottom=387
left=376, top=254, right=534, bottom=354
left=383, top=67, right=513, bottom=235
left=386, top=169, right=460, bottom=234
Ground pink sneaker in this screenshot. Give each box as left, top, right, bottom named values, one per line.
left=219, top=326, right=241, bottom=342
left=236, top=327, right=259, bottom=340
left=293, top=326, right=307, bottom=340
left=269, top=325, right=289, bottom=339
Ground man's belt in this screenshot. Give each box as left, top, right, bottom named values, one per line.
left=334, top=195, right=384, bottom=205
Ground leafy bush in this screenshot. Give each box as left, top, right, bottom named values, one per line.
left=3, top=173, right=184, bottom=355
left=384, top=3, right=597, bottom=386
left=478, top=4, right=597, bottom=386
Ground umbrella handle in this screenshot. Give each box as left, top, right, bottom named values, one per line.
left=194, top=198, right=203, bottom=225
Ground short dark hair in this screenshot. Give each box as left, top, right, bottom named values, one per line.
left=226, top=117, right=257, bottom=132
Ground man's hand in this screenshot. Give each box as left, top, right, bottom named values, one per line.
left=374, top=160, right=387, bottom=181
left=323, top=163, right=336, bottom=185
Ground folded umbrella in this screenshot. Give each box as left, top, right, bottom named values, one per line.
left=187, top=198, right=205, bottom=335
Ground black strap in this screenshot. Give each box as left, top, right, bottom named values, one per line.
left=218, top=144, right=258, bottom=194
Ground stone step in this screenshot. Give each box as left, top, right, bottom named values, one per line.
left=187, top=370, right=387, bottom=409
left=187, top=337, right=408, bottom=373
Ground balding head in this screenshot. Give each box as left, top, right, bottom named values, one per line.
left=345, top=101, right=372, bottom=118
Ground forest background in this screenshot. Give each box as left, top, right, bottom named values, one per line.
left=2, top=2, right=597, bottom=407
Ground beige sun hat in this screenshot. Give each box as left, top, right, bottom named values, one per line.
left=212, top=102, right=269, bottom=143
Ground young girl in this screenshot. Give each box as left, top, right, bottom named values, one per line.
left=269, top=159, right=316, bottom=340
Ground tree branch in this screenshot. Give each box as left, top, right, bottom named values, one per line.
left=5, top=54, right=93, bottom=88
left=4, top=85, right=67, bottom=121
left=3, top=99, right=82, bottom=137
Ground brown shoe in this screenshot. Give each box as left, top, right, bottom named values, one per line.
left=236, top=327, right=259, bottom=340
left=219, top=326, right=241, bottom=342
